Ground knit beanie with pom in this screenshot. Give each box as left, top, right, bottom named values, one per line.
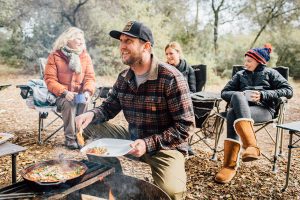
left=245, top=43, right=272, bottom=65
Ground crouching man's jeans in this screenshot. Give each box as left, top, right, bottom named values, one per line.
left=84, top=122, right=187, bottom=200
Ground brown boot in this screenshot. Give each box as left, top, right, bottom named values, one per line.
left=234, top=118, right=260, bottom=162
left=215, top=139, right=241, bottom=184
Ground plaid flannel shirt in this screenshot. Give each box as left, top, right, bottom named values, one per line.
left=91, top=56, right=194, bottom=154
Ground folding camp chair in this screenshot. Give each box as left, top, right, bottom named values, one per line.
left=91, top=86, right=112, bottom=108
left=190, top=92, right=224, bottom=159
left=192, top=64, right=207, bottom=92
left=17, top=58, right=64, bottom=145
left=188, top=65, right=225, bottom=159
left=213, top=65, right=289, bottom=172
left=17, top=84, right=63, bottom=145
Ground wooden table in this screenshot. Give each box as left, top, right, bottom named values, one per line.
left=277, top=121, right=300, bottom=192
left=0, top=142, right=26, bottom=183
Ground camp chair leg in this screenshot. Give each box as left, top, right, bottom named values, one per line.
left=279, top=116, right=285, bottom=156
left=43, top=125, right=64, bottom=144
left=272, top=106, right=285, bottom=172
left=37, top=111, right=63, bottom=145
left=38, top=113, right=44, bottom=145
left=211, top=116, right=224, bottom=161
left=272, top=126, right=281, bottom=173
left=53, top=111, right=63, bottom=119
left=278, top=104, right=286, bottom=156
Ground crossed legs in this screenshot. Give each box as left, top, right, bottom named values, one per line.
left=215, top=92, right=272, bottom=183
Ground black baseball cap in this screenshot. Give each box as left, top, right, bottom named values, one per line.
left=109, top=21, right=154, bottom=46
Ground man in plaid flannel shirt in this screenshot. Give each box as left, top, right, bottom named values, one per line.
left=75, top=21, right=194, bottom=200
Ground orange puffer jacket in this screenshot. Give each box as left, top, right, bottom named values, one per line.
left=44, top=50, right=96, bottom=97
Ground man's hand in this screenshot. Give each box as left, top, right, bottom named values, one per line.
left=65, top=91, right=77, bottom=101
left=129, top=139, right=146, bottom=157
left=75, top=111, right=94, bottom=131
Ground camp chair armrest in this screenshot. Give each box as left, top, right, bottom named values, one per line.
left=93, top=86, right=112, bottom=100
left=16, top=85, right=31, bottom=99
left=279, top=96, right=288, bottom=104
left=16, top=84, right=30, bottom=89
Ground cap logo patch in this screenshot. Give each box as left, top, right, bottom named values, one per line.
left=123, top=21, right=134, bottom=32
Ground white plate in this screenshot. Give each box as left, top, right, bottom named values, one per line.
left=0, top=133, right=14, bottom=144
left=80, top=138, right=134, bottom=157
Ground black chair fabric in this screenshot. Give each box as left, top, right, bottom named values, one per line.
left=192, top=64, right=207, bottom=92
left=193, top=100, right=215, bottom=128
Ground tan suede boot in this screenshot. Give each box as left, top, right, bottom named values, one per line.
left=234, top=118, right=260, bottom=162
left=215, top=139, right=241, bottom=184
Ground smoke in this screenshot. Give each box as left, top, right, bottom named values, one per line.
left=67, top=174, right=170, bottom=200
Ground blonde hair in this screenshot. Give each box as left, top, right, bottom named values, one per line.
left=165, top=41, right=183, bottom=58
left=52, top=27, right=86, bottom=52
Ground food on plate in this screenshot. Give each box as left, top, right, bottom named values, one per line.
left=76, top=128, right=85, bottom=146
left=24, top=163, right=85, bottom=182
left=86, top=147, right=108, bottom=155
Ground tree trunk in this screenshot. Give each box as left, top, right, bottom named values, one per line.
left=194, top=0, right=201, bottom=31
left=213, top=15, right=219, bottom=54
left=212, top=0, right=225, bottom=56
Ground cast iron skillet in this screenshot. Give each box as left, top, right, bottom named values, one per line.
left=20, top=159, right=88, bottom=186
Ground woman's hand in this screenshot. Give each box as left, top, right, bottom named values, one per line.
left=65, top=91, right=77, bottom=101
left=84, top=91, right=91, bottom=102
left=75, top=111, right=94, bottom=130
left=129, top=139, right=146, bottom=157
left=250, top=90, right=261, bottom=102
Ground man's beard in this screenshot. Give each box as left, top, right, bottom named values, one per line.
left=122, top=56, right=142, bottom=66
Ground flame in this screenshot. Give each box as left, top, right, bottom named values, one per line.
left=108, top=189, right=115, bottom=200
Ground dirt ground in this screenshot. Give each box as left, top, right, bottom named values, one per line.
left=0, top=70, right=300, bottom=199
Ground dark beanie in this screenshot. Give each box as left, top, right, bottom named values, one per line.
left=245, top=43, right=272, bottom=65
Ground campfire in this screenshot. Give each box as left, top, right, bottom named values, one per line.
left=68, top=173, right=171, bottom=200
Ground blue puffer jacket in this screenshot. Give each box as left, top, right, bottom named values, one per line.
left=221, top=65, right=293, bottom=117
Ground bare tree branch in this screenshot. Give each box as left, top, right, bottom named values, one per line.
left=250, top=0, right=300, bottom=48
left=60, top=0, right=89, bottom=27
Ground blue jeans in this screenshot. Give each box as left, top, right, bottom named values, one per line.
left=226, top=92, right=272, bottom=140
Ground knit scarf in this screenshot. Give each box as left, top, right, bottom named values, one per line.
left=61, top=46, right=83, bottom=74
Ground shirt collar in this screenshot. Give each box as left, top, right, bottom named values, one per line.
left=122, top=54, right=159, bottom=81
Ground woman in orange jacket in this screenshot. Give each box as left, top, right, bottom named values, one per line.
left=44, top=27, right=95, bottom=149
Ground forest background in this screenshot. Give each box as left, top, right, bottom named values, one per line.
left=0, top=0, right=300, bottom=81
left=1, top=1, right=300, bottom=198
